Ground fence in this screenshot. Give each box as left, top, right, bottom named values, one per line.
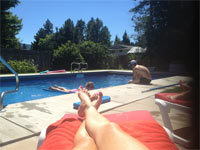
left=0, top=49, right=52, bottom=71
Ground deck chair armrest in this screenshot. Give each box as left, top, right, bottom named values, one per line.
left=37, top=127, right=47, bottom=150
left=155, top=98, right=192, bottom=147
left=155, top=99, right=192, bottom=113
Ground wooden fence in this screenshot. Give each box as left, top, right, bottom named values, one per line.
left=0, top=49, right=52, bottom=71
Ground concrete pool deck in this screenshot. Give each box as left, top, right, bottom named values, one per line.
left=0, top=70, right=192, bottom=149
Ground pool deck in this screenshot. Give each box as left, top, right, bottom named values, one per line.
left=0, top=70, right=192, bottom=150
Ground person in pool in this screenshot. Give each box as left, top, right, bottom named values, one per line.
left=49, top=81, right=95, bottom=93
left=85, top=81, right=95, bottom=90
left=48, top=85, right=78, bottom=93
left=128, top=60, right=152, bottom=85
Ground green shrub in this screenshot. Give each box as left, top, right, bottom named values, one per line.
left=107, top=55, right=120, bottom=69
left=79, top=41, right=109, bottom=69
left=161, top=87, right=183, bottom=93
left=52, top=41, right=83, bottom=70
left=0, top=60, right=37, bottom=74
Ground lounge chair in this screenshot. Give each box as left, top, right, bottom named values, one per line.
left=37, top=110, right=178, bottom=150
left=155, top=93, right=192, bottom=147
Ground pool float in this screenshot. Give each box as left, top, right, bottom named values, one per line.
left=40, top=70, right=49, bottom=74
left=46, top=69, right=66, bottom=74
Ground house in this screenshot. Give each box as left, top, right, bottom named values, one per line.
left=109, top=45, right=147, bottom=56
left=109, top=44, right=133, bottom=56
left=127, top=46, right=147, bottom=54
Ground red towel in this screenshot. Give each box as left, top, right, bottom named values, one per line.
left=155, top=93, right=191, bottom=107
left=39, top=111, right=178, bottom=150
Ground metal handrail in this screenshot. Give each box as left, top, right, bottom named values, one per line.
left=0, top=56, right=19, bottom=111
left=70, top=62, right=88, bottom=73
left=80, top=62, right=88, bottom=72
left=71, top=62, right=80, bottom=73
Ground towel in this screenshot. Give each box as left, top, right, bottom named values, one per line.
left=39, top=111, right=178, bottom=150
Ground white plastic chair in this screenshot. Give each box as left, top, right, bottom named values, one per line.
left=37, top=127, right=47, bottom=150
left=155, top=94, right=192, bottom=147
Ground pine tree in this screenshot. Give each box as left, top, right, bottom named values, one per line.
left=114, top=35, right=121, bottom=45
left=1, top=0, right=22, bottom=48
left=122, top=31, right=130, bottom=45
left=31, top=19, right=53, bottom=50
left=74, top=19, right=86, bottom=44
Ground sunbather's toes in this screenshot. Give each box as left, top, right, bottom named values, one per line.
left=93, top=92, right=103, bottom=110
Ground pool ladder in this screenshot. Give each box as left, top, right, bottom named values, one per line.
left=71, top=62, right=88, bottom=73
left=0, top=56, right=19, bottom=112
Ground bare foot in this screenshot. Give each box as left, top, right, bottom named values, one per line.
left=80, top=88, right=99, bottom=101
left=167, top=95, right=176, bottom=100
left=179, top=80, right=191, bottom=91
left=78, top=87, right=103, bottom=117
left=78, top=87, right=92, bottom=117
left=92, top=92, right=103, bottom=110
left=90, top=93, right=98, bottom=101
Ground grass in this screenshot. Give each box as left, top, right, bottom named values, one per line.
left=161, top=87, right=183, bottom=93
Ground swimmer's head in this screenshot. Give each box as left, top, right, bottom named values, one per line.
left=85, top=81, right=94, bottom=90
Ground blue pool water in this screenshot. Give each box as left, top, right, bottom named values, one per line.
left=0, top=72, right=170, bottom=106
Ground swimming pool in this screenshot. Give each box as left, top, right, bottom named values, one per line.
left=0, top=71, right=171, bottom=106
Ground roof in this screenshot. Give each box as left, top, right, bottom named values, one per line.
left=109, top=44, right=133, bottom=51
left=127, top=47, right=147, bottom=54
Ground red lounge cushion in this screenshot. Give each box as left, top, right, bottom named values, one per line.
left=155, top=93, right=191, bottom=107
left=39, top=111, right=178, bottom=150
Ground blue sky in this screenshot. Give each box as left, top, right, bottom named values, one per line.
left=11, top=0, right=137, bottom=44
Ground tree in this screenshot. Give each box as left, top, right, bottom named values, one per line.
left=122, top=31, right=130, bottom=45
left=55, top=18, right=74, bottom=46
left=52, top=41, right=83, bottom=70
left=94, top=18, right=103, bottom=42
left=74, top=19, right=86, bottom=44
left=130, top=0, right=195, bottom=72
left=86, top=17, right=96, bottom=42
left=31, top=19, right=54, bottom=50
left=129, top=1, right=149, bottom=47
left=99, top=26, right=111, bottom=47
left=114, top=35, right=121, bottom=45
left=22, top=44, right=26, bottom=49
left=62, top=19, right=74, bottom=42
left=38, top=34, right=56, bottom=51
left=31, top=28, right=46, bottom=50
left=86, top=17, right=111, bottom=46
left=43, top=19, right=53, bottom=35
left=1, top=0, right=22, bottom=48
left=79, top=41, right=109, bottom=69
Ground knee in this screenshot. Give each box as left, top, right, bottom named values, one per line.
left=102, top=122, right=119, bottom=132
left=74, top=136, right=94, bottom=147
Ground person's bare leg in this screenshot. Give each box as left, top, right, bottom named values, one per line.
left=167, top=80, right=192, bottom=100
left=78, top=89, right=102, bottom=117
left=73, top=121, right=97, bottom=150
left=49, top=86, right=60, bottom=91
left=73, top=89, right=102, bottom=150
left=168, top=90, right=192, bottom=100
left=179, top=80, right=191, bottom=91
left=49, top=86, right=69, bottom=93
left=54, top=85, right=71, bottom=92
left=54, top=85, right=66, bottom=90
left=78, top=87, right=149, bottom=150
